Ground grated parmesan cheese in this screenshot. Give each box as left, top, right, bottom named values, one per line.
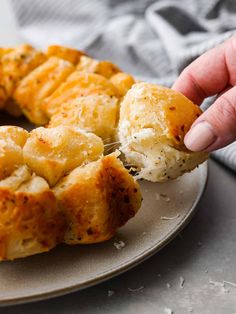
left=128, top=286, right=144, bottom=292
left=113, top=240, right=126, bottom=250
left=161, top=214, right=180, bottom=221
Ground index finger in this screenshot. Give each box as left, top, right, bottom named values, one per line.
left=172, top=35, right=236, bottom=105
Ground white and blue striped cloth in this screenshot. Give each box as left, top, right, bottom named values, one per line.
left=11, top=0, right=236, bottom=172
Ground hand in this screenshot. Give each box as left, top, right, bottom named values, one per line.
left=173, top=35, right=236, bottom=152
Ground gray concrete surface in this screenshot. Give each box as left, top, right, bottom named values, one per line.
left=1, top=1, right=236, bottom=313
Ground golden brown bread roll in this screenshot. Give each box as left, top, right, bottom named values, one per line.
left=0, top=126, right=29, bottom=180
left=42, top=72, right=119, bottom=117
left=46, top=45, right=85, bottom=65
left=13, top=57, right=75, bottom=125
left=0, top=166, right=66, bottom=261
left=48, top=94, right=119, bottom=141
left=23, top=126, right=104, bottom=186
left=118, top=83, right=208, bottom=182
left=0, top=139, right=24, bottom=181
left=110, top=72, right=135, bottom=97
left=76, top=56, right=121, bottom=78
left=54, top=153, right=142, bottom=244
left=0, top=44, right=46, bottom=108
left=0, top=48, right=14, bottom=57
left=0, top=126, right=28, bottom=147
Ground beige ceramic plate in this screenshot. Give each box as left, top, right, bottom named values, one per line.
left=0, top=113, right=208, bottom=306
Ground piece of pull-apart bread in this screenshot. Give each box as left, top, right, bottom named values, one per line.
left=23, top=126, right=104, bottom=186
left=110, top=72, right=136, bottom=97
left=0, top=44, right=46, bottom=108
left=76, top=56, right=121, bottom=78
left=42, top=72, right=119, bottom=117
left=77, top=56, right=135, bottom=96
left=0, top=126, right=28, bottom=180
left=0, top=165, right=66, bottom=261
left=13, top=57, right=75, bottom=125
left=118, top=83, right=208, bottom=182
left=46, top=45, right=85, bottom=65
left=48, top=95, right=119, bottom=141
left=53, top=152, right=142, bottom=244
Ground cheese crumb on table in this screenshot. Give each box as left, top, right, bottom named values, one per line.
left=113, top=240, right=126, bottom=250
left=161, top=214, right=180, bottom=221
left=128, top=286, right=144, bottom=292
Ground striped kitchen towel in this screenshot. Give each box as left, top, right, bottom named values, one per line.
left=11, top=0, right=236, bottom=172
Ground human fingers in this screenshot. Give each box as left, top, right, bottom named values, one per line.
left=173, top=35, right=236, bottom=105
left=184, top=85, right=236, bottom=152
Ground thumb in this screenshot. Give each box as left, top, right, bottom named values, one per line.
left=184, top=86, right=236, bottom=152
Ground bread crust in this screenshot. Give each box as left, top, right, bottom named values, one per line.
left=42, top=72, right=119, bottom=117
left=110, top=72, right=135, bottom=97
left=0, top=167, right=66, bottom=261
left=14, top=57, right=75, bottom=125
left=0, top=44, right=46, bottom=107
left=0, top=126, right=29, bottom=180
left=54, top=153, right=142, bottom=244
left=48, top=95, right=119, bottom=141
left=77, top=56, right=121, bottom=78
left=46, top=45, right=85, bottom=65
left=23, top=126, right=104, bottom=186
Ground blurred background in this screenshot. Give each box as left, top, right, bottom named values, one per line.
left=2, top=0, right=236, bottom=86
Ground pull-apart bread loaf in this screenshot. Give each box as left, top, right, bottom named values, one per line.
left=0, top=44, right=208, bottom=260
left=0, top=125, right=141, bottom=261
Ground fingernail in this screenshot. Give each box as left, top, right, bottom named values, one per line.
left=184, top=121, right=217, bottom=151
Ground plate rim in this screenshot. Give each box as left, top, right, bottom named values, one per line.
left=0, top=162, right=208, bottom=306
